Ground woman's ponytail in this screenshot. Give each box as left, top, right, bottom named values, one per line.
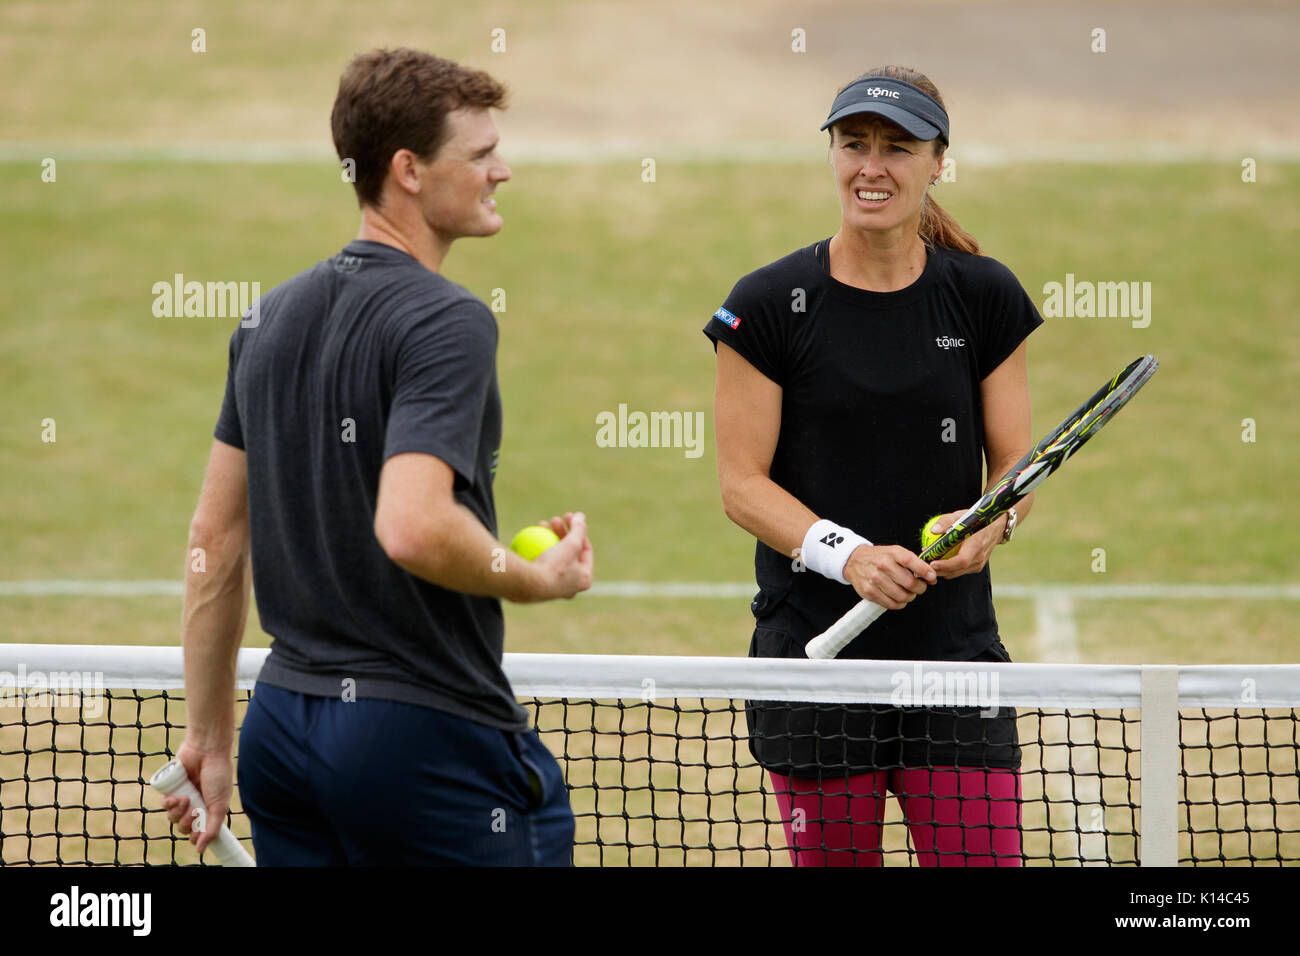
left=920, top=193, right=980, bottom=255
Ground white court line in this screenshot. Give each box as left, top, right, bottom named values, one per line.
left=2, top=580, right=1298, bottom=600
left=995, top=583, right=1300, bottom=600
left=588, top=581, right=754, bottom=598
left=1035, top=591, right=1080, bottom=664
left=0, top=580, right=183, bottom=596
left=1029, top=591, right=1100, bottom=864
left=2, top=141, right=1298, bottom=166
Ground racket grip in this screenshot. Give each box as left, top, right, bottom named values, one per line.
left=804, top=599, right=888, bottom=659
left=150, top=759, right=255, bottom=867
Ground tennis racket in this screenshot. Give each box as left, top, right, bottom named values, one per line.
left=805, top=354, right=1159, bottom=660
left=150, top=759, right=256, bottom=866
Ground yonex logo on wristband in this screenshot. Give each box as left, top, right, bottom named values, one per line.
left=803, top=519, right=869, bottom=585
left=935, top=336, right=966, bottom=349
left=714, top=307, right=741, bottom=330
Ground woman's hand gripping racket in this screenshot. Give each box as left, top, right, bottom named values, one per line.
left=150, top=759, right=256, bottom=866
left=805, top=354, right=1159, bottom=660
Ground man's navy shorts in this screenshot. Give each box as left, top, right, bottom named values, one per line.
left=237, top=682, right=574, bottom=866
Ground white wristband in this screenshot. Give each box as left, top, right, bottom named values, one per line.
left=800, top=519, right=871, bottom=585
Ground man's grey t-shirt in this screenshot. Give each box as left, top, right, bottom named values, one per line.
left=214, top=239, right=528, bottom=731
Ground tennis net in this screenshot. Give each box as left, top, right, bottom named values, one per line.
left=1, top=644, right=1297, bottom=866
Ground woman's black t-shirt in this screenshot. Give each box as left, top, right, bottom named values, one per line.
left=705, top=239, right=1042, bottom=775
left=704, top=239, right=1043, bottom=662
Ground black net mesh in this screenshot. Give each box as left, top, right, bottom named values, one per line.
left=3, top=686, right=1296, bottom=866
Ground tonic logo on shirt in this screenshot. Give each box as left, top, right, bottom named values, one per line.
left=935, top=336, right=966, bottom=349
left=714, top=307, right=741, bottom=330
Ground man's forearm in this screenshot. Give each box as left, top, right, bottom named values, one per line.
left=387, top=502, right=547, bottom=603
left=181, top=536, right=251, bottom=753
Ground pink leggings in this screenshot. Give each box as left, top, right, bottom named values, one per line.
left=769, top=768, right=1022, bottom=867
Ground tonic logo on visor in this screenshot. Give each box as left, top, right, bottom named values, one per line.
left=859, top=87, right=901, bottom=99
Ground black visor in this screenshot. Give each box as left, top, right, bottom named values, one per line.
left=820, top=76, right=949, bottom=145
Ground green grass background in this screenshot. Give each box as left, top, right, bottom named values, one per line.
left=2, top=159, right=1298, bottom=664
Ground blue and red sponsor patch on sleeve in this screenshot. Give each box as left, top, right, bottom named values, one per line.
left=713, top=307, right=741, bottom=330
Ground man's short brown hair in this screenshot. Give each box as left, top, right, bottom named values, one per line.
left=331, top=48, right=507, bottom=208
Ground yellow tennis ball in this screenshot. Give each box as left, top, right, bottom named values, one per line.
left=510, top=525, right=560, bottom=561
left=920, top=515, right=948, bottom=555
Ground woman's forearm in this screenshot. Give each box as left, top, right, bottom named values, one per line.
left=720, top=470, right=821, bottom=561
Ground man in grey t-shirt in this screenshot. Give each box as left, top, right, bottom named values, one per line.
left=162, top=49, right=592, bottom=865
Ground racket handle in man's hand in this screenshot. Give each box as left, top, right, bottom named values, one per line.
left=150, top=759, right=255, bottom=867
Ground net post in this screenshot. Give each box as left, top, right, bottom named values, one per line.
left=1139, top=665, right=1180, bottom=867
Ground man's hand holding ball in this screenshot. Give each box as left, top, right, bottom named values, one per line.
left=510, top=513, right=593, bottom=601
